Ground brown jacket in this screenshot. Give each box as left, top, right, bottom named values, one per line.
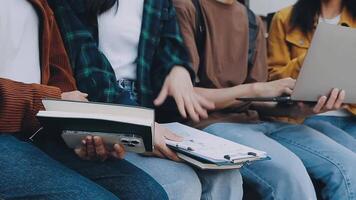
left=0, top=0, right=76, bottom=133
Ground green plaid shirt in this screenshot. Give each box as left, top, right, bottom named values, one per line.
left=49, top=0, right=193, bottom=107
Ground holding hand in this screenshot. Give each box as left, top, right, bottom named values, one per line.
left=148, top=123, right=183, bottom=162
left=61, top=90, right=88, bottom=102
left=253, top=77, right=296, bottom=97
left=154, top=66, right=215, bottom=122
left=292, top=88, right=346, bottom=117
left=75, top=136, right=125, bottom=161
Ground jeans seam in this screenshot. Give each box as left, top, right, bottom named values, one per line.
left=242, top=167, right=278, bottom=200
left=268, top=134, right=355, bottom=200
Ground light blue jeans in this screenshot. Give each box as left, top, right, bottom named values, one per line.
left=304, top=116, right=356, bottom=153
left=125, top=153, right=243, bottom=200
left=204, top=122, right=356, bottom=200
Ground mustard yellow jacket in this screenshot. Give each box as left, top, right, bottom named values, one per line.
left=268, top=6, right=356, bottom=123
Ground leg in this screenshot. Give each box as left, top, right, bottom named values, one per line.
left=340, top=117, right=356, bottom=139
left=0, top=134, right=118, bottom=200
left=266, top=123, right=356, bottom=200
left=40, top=139, right=168, bottom=200
left=125, top=153, right=202, bottom=200
left=204, top=123, right=316, bottom=200
left=304, top=116, right=356, bottom=152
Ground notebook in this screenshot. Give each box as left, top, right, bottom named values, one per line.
left=163, top=123, right=268, bottom=170
left=36, top=99, right=155, bottom=153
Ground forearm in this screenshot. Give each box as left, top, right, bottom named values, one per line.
left=0, top=78, right=61, bottom=133
left=194, top=83, right=260, bottom=110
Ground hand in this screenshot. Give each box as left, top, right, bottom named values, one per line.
left=291, top=88, right=346, bottom=117
left=148, top=123, right=183, bottom=162
left=61, top=90, right=88, bottom=102
left=154, top=66, right=215, bottom=122
left=252, top=78, right=296, bottom=97
left=74, top=136, right=125, bottom=161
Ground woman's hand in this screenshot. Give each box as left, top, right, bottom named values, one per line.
left=154, top=66, right=215, bottom=122
left=252, top=78, right=296, bottom=98
left=61, top=91, right=88, bottom=102
left=147, top=123, right=183, bottom=162
left=291, top=88, right=346, bottom=117
left=74, top=136, right=125, bottom=161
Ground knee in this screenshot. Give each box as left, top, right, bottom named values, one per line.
left=166, top=165, right=202, bottom=200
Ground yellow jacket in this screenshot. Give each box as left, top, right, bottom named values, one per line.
left=268, top=6, right=356, bottom=123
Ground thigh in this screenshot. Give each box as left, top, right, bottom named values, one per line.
left=267, top=124, right=356, bottom=200
left=0, top=134, right=118, bottom=200
left=41, top=139, right=168, bottom=200
left=125, top=153, right=201, bottom=200
left=304, top=116, right=356, bottom=152
left=342, top=117, right=356, bottom=139
left=204, top=123, right=316, bottom=200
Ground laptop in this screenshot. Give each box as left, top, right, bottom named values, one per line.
left=238, top=22, right=356, bottom=104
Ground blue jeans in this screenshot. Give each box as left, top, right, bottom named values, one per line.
left=117, top=79, right=244, bottom=200
left=304, top=116, right=356, bottom=153
left=125, top=153, right=243, bottom=200
left=0, top=134, right=168, bottom=200
left=205, top=122, right=356, bottom=200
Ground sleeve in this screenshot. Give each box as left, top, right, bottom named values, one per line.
left=151, top=0, right=195, bottom=92
left=48, top=0, right=122, bottom=104
left=0, top=78, right=61, bottom=133
left=47, top=17, right=77, bottom=92
left=173, top=0, right=200, bottom=76
left=267, top=12, right=306, bottom=81
left=245, top=16, right=268, bottom=83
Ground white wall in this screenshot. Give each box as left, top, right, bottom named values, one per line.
left=250, top=0, right=297, bottom=16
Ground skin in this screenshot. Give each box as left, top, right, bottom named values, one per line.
left=321, top=0, right=343, bottom=19
left=61, top=91, right=89, bottom=102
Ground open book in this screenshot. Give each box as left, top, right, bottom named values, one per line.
left=163, top=123, right=268, bottom=170
left=36, top=99, right=155, bottom=153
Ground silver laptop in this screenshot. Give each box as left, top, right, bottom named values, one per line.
left=238, top=22, right=356, bottom=104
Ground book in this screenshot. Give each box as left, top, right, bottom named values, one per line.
left=36, top=99, right=155, bottom=153
left=163, top=123, right=268, bottom=170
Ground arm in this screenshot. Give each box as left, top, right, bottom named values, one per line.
left=47, top=15, right=77, bottom=92
left=0, top=78, right=61, bottom=133
left=267, top=12, right=306, bottom=81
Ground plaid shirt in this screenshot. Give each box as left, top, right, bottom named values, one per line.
left=48, top=0, right=193, bottom=107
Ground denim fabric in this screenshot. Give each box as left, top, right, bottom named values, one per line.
left=204, top=123, right=316, bottom=200
left=0, top=134, right=119, bottom=200
left=125, top=153, right=243, bottom=200
left=304, top=116, right=356, bottom=153
left=205, top=122, right=356, bottom=200
left=38, top=137, right=168, bottom=200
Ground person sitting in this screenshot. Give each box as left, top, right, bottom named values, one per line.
left=174, top=0, right=356, bottom=199
left=0, top=0, right=169, bottom=199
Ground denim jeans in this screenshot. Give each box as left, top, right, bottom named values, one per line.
left=0, top=134, right=168, bottom=200
left=118, top=80, right=244, bottom=200
left=205, top=122, right=356, bottom=200
left=304, top=115, right=356, bottom=153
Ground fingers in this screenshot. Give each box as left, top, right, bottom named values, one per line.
left=155, top=144, right=181, bottom=162
left=325, top=88, right=339, bottom=110
left=85, top=136, right=96, bottom=159
left=313, top=96, right=327, bottom=113
left=282, top=77, right=296, bottom=88
left=154, top=86, right=168, bottom=106
left=112, top=144, right=125, bottom=159
left=196, top=94, right=215, bottom=110
left=283, top=87, right=293, bottom=95
left=93, top=136, right=108, bottom=161
left=184, top=95, right=200, bottom=122
left=192, top=98, right=208, bottom=119
left=334, top=90, right=346, bottom=109
left=174, top=95, right=187, bottom=119
left=74, top=146, right=89, bottom=160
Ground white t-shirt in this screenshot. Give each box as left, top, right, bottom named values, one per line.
left=98, top=0, right=144, bottom=81
left=0, top=0, right=41, bottom=84
left=317, top=14, right=350, bottom=117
